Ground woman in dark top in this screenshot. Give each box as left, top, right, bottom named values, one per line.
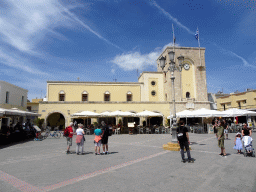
left=242, top=124, right=252, bottom=137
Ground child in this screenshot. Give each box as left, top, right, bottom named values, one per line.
left=233, top=132, right=243, bottom=154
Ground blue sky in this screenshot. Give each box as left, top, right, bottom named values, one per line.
left=0, top=0, right=255, bottom=100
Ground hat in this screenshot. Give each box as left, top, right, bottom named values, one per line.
left=236, top=132, right=241, bottom=136
left=70, top=122, right=74, bottom=126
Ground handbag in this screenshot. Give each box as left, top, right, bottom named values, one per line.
left=83, top=135, right=86, bottom=142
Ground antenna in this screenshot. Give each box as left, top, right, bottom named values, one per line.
left=77, top=77, right=80, bottom=81
left=113, top=79, right=117, bottom=82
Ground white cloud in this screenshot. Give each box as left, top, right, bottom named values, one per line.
left=213, top=43, right=256, bottom=69
left=149, top=1, right=194, bottom=35
left=0, top=0, right=121, bottom=54
left=111, top=43, right=179, bottom=71
left=0, top=49, right=49, bottom=76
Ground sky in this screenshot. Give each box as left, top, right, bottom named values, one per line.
left=0, top=0, right=255, bottom=100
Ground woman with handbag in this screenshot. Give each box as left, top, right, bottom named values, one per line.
left=76, top=124, right=85, bottom=155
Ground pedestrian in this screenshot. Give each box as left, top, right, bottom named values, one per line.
left=242, top=124, right=252, bottom=137
left=76, top=124, right=85, bottom=155
left=65, top=122, right=74, bottom=154
left=216, top=120, right=226, bottom=156
left=177, top=120, right=194, bottom=163
left=94, top=125, right=103, bottom=155
left=101, top=121, right=109, bottom=155
left=223, top=119, right=229, bottom=140
left=233, top=132, right=243, bottom=154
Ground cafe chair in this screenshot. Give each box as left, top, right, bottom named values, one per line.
left=161, top=127, right=166, bottom=134
left=146, top=128, right=151, bottom=134
left=85, top=128, right=91, bottom=135
left=139, top=127, right=144, bottom=134
left=115, top=128, right=121, bottom=135
left=155, top=128, right=160, bottom=134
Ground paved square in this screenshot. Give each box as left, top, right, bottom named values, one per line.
left=0, top=132, right=255, bottom=192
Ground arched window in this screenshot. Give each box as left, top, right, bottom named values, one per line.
left=82, top=91, right=88, bottom=101
left=104, top=91, right=110, bottom=101
left=127, top=91, right=132, bottom=101
left=59, top=91, right=65, bottom=101
left=186, top=92, right=190, bottom=98
left=151, top=90, right=156, bottom=96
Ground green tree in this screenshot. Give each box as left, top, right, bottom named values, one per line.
left=34, top=118, right=44, bottom=128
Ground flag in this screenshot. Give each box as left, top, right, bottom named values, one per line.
left=195, top=28, right=199, bottom=40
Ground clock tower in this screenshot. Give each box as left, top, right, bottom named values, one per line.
left=157, top=46, right=210, bottom=112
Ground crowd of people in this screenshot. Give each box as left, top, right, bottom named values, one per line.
left=65, top=121, right=111, bottom=155
left=212, top=119, right=253, bottom=156
left=176, top=118, right=254, bottom=163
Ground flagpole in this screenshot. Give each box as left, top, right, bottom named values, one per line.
left=172, top=24, right=175, bottom=52
left=197, top=27, right=202, bottom=66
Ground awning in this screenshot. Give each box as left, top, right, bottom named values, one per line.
left=0, top=108, right=40, bottom=117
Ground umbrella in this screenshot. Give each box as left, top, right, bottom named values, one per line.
left=109, top=110, right=135, bottom=117
left=189, top=108, right=225, bottom=118
left=221, top=108, right=256, bottom=117
left=135, top=110, right=163, bottom=126
left=109, top=110, right=135, bottom=126
left=72, top=111, right=100, bottom=127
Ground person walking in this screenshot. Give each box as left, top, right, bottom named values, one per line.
left=177, top=120, right=194, bottom=163
left=101, top=121, right=110, bottom=155
left=76, top=124, right=85, bottom=155
left=242, top=124, right=252, bottom=137
left=94, top=125, right=103, bottom=155
left=216, top=120, right=226, bottom=156
left=65, top=122, right=74, bottom=154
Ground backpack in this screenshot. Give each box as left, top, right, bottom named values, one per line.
left=64, top=127, right=69, bottom=137
left=177, top=126, right=184, bottom=140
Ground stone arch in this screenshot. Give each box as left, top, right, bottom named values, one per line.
left=45, top=111, right=67, bottom=130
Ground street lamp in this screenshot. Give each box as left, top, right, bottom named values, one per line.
left=159, top=51, right=184, bottom=143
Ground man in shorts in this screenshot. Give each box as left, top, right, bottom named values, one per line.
left=101, top=121, right=110, bottom=155
left=66, top=122, right=74, bottom=154
left=94, top=125, right=102, bottom=155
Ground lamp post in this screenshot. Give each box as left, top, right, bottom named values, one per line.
left=159, top=51, right=184, bottom=143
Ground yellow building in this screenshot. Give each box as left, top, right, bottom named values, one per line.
left=217, top=89, right=256, bottom=111
left=38, top=46, right=210, bottom=128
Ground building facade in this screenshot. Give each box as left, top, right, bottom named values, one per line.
left=0, top=81, right=28, bottom=111
left=217, top=90, right=256, bottom=111
left=38, top=46, right=211, bottom=128
left=0, top=81, right=28, bottom=129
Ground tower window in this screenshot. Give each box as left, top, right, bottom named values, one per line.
left=151, top=91, right=156, bottom=96
left=127, top=92, right=132, bottom=101
left=6, top=91, right=9, bottom=104
left=21, top=96, right=24, bottom=106
left=59, top=91, right=65, bottom=101
left=104, top=91, right=110, bottom=101
left=151, top=81, right=156, bottom=86
left=82, top=91, right=88, bottom=101
left=186, top=92, right=190, bottom=98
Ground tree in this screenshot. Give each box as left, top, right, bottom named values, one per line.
left=34, top=118, right=44, bottom=128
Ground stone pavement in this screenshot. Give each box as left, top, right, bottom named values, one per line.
left=0, top=132, right=255, bottom=192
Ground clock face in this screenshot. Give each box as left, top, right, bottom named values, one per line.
left=184, top=64, right=190, bottom=70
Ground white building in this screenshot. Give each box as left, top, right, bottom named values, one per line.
left=0, top=81, right=28, bottom=110
left=0, top=81, right=28, bottom=129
